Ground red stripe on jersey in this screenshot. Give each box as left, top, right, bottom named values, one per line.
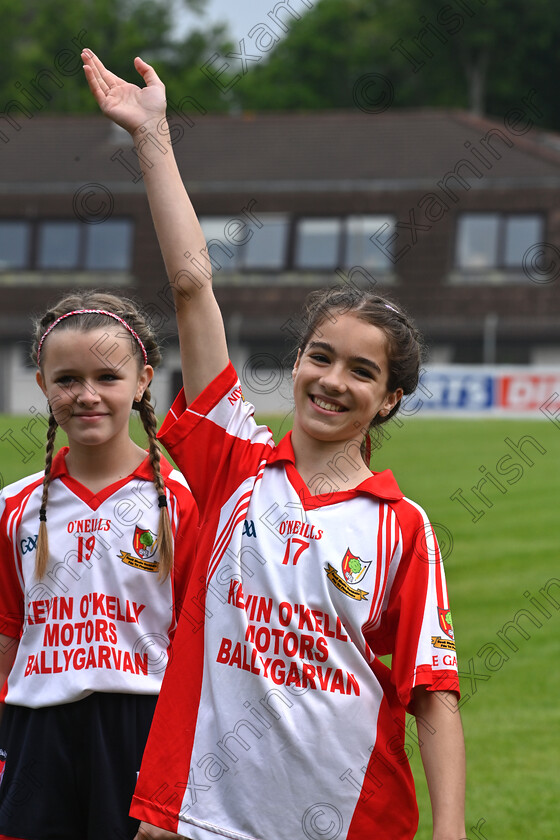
left=208, top=504, right=252, bottom=583
left=346, top=678, right=418, bottom=839
left=432, top=525, right=446, bottom=609
left=365, top=506, right=397, bottom=632
left=208, top=490, right=253, bottom=577
left=132, top=587, right=207, bottom=833
left=207, top=461, right=267, bottom=583
left=364, top=504, right=387, bottom=629
left=0, top=478, right=43, bottom=636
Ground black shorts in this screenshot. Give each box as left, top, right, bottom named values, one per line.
left=0, top=692, right=158, bottom=840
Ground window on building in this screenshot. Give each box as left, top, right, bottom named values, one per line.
left=0, top=218, right=134, bottom=274
left=242, top=215, right=288, bottom=269
left=503, top=215, right=542, bottom=267
left=294, top=216, right=395, bottom=271
left=38, top=221, right=81, bottom=269
left=193, top=214, right=396, bottom=274
left=456, top=213, right=544, bottom=270
left=344, top=215, right=394, bottom=269
left=199, top=214, right=289, bottom=272
left=85, top=220, right=133, bottom=270
left=295, top=218, right=342, bottom=269
left=199, top=217, right=237, bottom=272
left=0, top=221, right=30, bottom=269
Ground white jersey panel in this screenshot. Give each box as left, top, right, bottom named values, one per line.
left=177, top=471, right=393, bottom=837
left=132, top=365, right=459, bottom=840
left=0, top=459, right=194, bottom=708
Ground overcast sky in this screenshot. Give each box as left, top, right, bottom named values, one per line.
left=178, top=0, right=311, bottom=43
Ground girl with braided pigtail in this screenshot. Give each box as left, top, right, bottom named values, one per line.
left=136, top=384, right=174, bottom=580
left=0, top=291, right=198, bottom=840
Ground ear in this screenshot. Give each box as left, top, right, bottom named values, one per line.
left=380, top=387, right=403, bottom=416
left=135, top=365, right=154, bottom=402
left=36, top=370, right=48, bottom=398
left=292, top=349, right=302, bottom=381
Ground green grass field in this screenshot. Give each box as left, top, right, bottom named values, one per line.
left=1, top=412, right=559, bottom=838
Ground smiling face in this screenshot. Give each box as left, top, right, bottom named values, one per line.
left=291, top=311, right=403, bottom=450
left=36, top=326, right=153, bottom=452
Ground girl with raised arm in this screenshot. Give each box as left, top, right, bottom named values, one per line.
left=83, top=50, right=466, bottom=840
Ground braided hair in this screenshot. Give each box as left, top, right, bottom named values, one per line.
left=296, top=288, right=423, bottom=465
left=31, top=291, right=173, bottom=581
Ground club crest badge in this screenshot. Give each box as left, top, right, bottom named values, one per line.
left=118, top=526, right=159, bottom=572
left=133, top=527, right=158, bottom=559
left=325, top=548, right=370, bottom=600
left=438, top=607, right=454, bottom=639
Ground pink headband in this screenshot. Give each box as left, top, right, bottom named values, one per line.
left=37, top=309, right=148, bottom=365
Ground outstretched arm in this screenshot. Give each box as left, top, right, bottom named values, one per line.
left=412, top=687, right=466, bottom=840
left=82, top=50, right=228, bottom=403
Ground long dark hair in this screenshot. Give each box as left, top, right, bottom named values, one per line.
left=296, top=287, right=423, bottom=462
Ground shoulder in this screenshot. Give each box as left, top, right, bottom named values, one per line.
left=0, top=470, right=45, bottom=534
left=387, top=493, right=433, bottom=537
left=164, top=466, right=194, bottom=498
left=159, top=460, right=197, bottom=514
left=1, top=469, right=45, bottom=504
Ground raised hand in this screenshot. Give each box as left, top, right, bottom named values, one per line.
left=82, top=49, right=166, bottom=136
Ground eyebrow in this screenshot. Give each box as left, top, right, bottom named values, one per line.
left=307, top=341, right=382, bottom=375
left=51, top=365, right=122, bottom=377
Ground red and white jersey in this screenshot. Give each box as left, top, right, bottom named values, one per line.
left=131, top=364, right=459, bottom=840
left=0, top=448, right=197, bottom=708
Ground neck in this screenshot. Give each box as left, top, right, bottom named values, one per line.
left=65, top=437, right=147, bottom=490
left=290, top=428, right=372, bottom=495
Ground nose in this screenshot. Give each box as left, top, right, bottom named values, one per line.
left=73, top=378, right=100, bottom=406
left=319, top=363, right=347, bottom=394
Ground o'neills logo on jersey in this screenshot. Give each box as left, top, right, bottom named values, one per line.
left=228, top=384, right=244, bottom=405
left=325, top=548, right=370, bottom=600
left=0, top=749, right=6, bottom=788
left=278, top=520, right=323, bottom=540
left=118, top=526, right=159, bottom=572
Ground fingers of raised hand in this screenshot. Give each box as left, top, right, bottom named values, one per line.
left=82, top=49, right=123, bottom=95
left=133, top=56, right=165, bottom=91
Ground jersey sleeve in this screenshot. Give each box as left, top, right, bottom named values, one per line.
left=164, top=469, right=199, bottom=625
left=158, top=362, right=274, bottom=520
left=0, top=489, right=25, bottom=641
left=375, top=499, right=460, bottom=711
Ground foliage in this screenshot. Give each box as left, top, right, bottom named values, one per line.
left=2, top=0, right=560, bottom=126
left=233, top=0, right=560, bottom=129
left=0, top=0, right=233, bottom=114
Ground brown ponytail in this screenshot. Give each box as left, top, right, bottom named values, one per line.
left=35, top=412, right=58, bottom=579
left=138, top=389, right=174, bottom=581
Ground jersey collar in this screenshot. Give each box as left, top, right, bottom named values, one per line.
left=49, top=447, right=174, bottom=483
left=267, top=432, right=404, bottom=501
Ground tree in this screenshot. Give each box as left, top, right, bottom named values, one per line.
left=232, top=0, right=560, bottom=129
left=0, top=0, right=232, bottom=115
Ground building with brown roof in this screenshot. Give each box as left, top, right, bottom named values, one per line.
left=1, top=101, right=560, bottom=413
